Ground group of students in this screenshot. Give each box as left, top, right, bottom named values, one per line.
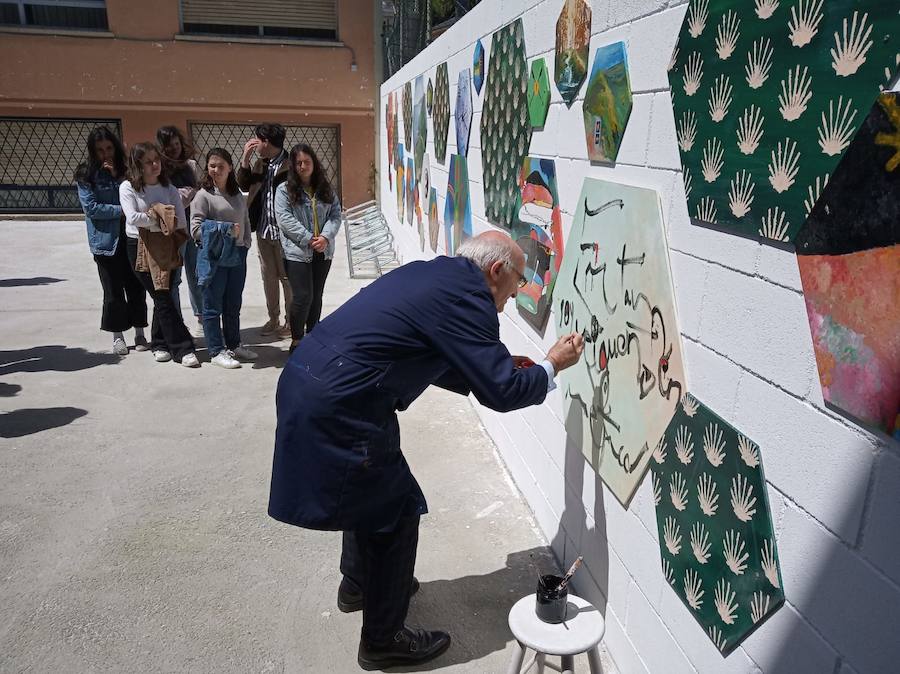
left=75, top=123, right=342, bottom=368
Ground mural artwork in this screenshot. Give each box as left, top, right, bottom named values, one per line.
left=513, top=157, right=564, bottom=333
left=553, top=178, right=686, bottom=506
left=433, top=62, right=451, bottom=164
left=428, top=187, right=440, bottom=253
left=555, top=0, right=592, bottom=107
left=444, top=154, right=472, bottom=256
left=794, top=92, right=900, bottom=437
left=427, top=77, right=434, bottom=115
left=386, top=94, right=395, bottom=191
left=402, top=81, right=412, bottom=149
left=669, top=0, right=900, bottom=243
left=528, top=57, right=551, bottom=128
left=653, top=394, right=785, bottom=654
left=413, top=75, right=427, bottom=183
left=405, top=156, right=415, bottom=227
left=456, top=68, right=473, bottom=158
left=583, top=41, right=634, bottom=163
left=415, top=180, right=424, bottom=251
left=481, top=19, right=532, bottom=229
left=473, top=38, right=485, bottom=95
left=396, top=144, right=405, bottom=220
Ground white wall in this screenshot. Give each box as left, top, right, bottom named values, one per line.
left=379, top=1, right=900, bottom=672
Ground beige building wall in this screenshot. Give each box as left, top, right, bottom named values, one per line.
left=0, top=0, right=377, bottom=206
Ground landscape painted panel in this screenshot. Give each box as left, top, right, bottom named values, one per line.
left=554, top=0, right=591, bottom=107
left=583, top=41, right=633, bottom=163
left=444, top=154, right=472, bottom=256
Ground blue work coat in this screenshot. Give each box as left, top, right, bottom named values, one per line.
left=268, top=255, right=549, bottom=532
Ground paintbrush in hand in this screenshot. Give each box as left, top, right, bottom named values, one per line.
left=557, top=556, right=583, bottom=592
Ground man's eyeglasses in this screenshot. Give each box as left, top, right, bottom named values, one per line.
left=506, top=261, right=528, bottom=288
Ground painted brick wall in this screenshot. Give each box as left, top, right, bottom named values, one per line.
left=379, top=1, right=899, bottom=672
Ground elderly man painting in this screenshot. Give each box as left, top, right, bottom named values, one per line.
left=268, top=231, right=584, bottom=670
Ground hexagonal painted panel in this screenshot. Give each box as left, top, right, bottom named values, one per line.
left=480, top=18, right=532, bottom=229
left=554, top=0, right=591, bottom=107
left=402, top=81, right=412, bottom=149
left=473, top=39, right=485, bottom=95
left=405, top=156, right=414, bottom=226
left=528, top=58, right=551, bottom=128
left=552, top=178, right=686, bottom=506
left=652, top=394, right=785, bottom=655
left=794, top=92, right=900, bottom=437
left=413, top=76, right=427, bottom=184
left=444, top=154, right=472, bottom=255
left=668, top=0, right=900, bottom=243
left=395, top=144, right=405, bottom=220
left=455, top=69, right=473, bottom=158
left=433, top=62, right=451, bottom=164
left=583, top=42, right=633, bottom=163
left=428, top=187, right=440, bottom=253
left=427, top=78, right=433, bottom=115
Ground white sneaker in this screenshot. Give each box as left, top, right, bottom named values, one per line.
left=181, top=352, right=200, bottom=368
left=153, top=349, right=172, bottom=363
left=230, top=345, right=258, bottom=361
left=113, top=338, right=128, bottom=355
left=211, top=352, right=241, bottom=369
left=191, top=323, right=205, bottom=339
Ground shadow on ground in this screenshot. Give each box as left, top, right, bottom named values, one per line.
left=394, top=546, right=556, bottom=671
left=0, top=382, right=22, bottom=397
left=0, top=407, right=88, bottom=438
left=0, top=277, right=65, bottom=287
left=0, top=346, right=120, bottom=375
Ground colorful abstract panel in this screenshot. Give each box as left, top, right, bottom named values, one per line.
left=652, top=394, right=785, bottom=654
left=481, top=19, right=532, bottom=229
left=554, top=0, right=591, bottom=107
left=553, top=178, right=686, bottom=506
left=395, top=144, right=405, bottom=220
left=444, top=154, right=472, bottom=256
left=415, top=181, right=424, bottom=251
left=473, top=39, right=485, bottom=95
left=433, top=62, right=451, bottom=164
left=405, top=157, right=415, bottom=227
left=513, top=157, right=563, bottom=333
left=427, top=78, right=434, bottom=115
left=583, top=42, right=633, bottom=163
left=794, top=92, right=900, bottom=437
left=402, top=81, right=412, bottom=149
left=528, top=58, right=551, bottom=128
left=413, top=76, right=427, bottom=184
left=669, top=0, right=900, bottom=243
left=385, top=96, right=394, bottom=192
left=428, top=187, right=440, bottom=253
left=455, top=69, right=473, bottom=158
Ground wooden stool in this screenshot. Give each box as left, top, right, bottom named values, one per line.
left=507, top=594, right=605, bottom=674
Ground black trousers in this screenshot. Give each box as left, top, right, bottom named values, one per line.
left=126, top=238, right=195, bottom=361
left=340, top=516, right=420, bottom=645
left=284, top=253, right=332, bottom=341
left=94, top=234, right=148, bottom=333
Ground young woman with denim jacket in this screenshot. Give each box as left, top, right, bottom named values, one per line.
left=189, top=148, right=257, bottom=369
left=75, top=126, right=148, bottom=355
left=274, top=143, right=342, bottom=352
left=158, top=126, right=203, bottom=334
left=119, top=142, right=200, bottom=368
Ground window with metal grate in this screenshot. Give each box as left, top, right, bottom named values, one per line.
left=0, top=1, right=108, bottom=30
left=180, top=0, right=337, bottom=41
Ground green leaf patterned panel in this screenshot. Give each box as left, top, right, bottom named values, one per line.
left=402, top=81, right=412, bottom=150
left=427, top=78, right=434, bottom=115
left=433, top=63, right=451, bottom=164
left=652, top=394, right=785, bottom=654
left=480, top=19, right=532, bottom=229
left=669, top=0, right=900, bottom=244
left=528, top=58, right=551, bottom=128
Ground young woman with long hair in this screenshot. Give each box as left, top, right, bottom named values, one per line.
left=119, top=142, right=199, bottom=367
left=274, top=143, right=342, bottom=352
left=157, top=125, right=203, bottom=332
left=75, top=126, right=148, bottom=355
left=190, top=148, right=257, bottom=369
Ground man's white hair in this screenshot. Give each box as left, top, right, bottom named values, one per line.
left=456, top=235, right=515, bottom=270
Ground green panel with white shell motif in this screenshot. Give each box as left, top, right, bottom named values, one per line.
left=480, top=19, right=532, bottom=229
left=433, top=62, right=451, bottom=164
left=669, top=0, right=900, bottom=244
left=652, top=394, right=785, bottom=654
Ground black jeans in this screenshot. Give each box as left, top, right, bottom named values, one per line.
left=340, top=516, right=420, bottom=645
left=94, top=232, right=147, bottom=332
left=126, top=238, right=195, bottom=361
left=284, top=253, right=332, bottom=341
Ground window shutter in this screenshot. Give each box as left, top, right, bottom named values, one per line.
left=181, top=0, right=337, bottom=33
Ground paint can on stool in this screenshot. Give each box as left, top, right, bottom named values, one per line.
left=535, top=574, right=568, bottom=623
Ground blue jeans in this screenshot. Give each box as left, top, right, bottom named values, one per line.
left=182, top=237, right=203, bottom=318
left=202, top=248, right=247, bottom=357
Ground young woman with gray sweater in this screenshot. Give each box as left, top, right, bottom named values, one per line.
left=190, top=148, right=256, bottom=369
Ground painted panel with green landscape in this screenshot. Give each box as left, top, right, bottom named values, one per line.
left=652, top=394, right=785, bottom=654
left=413, top=75, right=427, bottom=184
left=583, top=41, right=633, bottom=163
left=669, top=0, right=900, bottom=243
left=528, top=58, right=551, bottom=128
left=554, top=0, right=591, bottom=107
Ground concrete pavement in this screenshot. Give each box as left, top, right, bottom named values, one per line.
left=0, top=220, right=613, bottom=673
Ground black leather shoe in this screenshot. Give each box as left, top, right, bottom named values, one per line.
left=357, top=627, right=451, bottom=670
left=338, top=577, right=420, bottom=613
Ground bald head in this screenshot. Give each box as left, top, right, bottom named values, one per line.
left=456, top=231, right=524, bottom=272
